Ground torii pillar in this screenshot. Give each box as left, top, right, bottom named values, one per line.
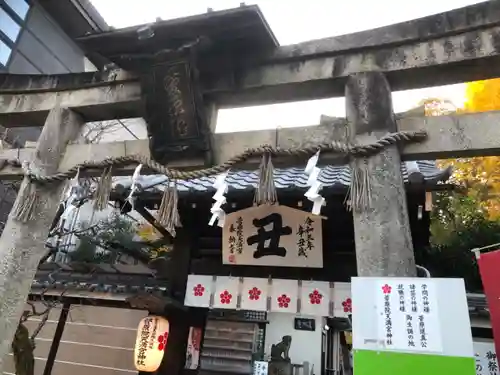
left=345, top=71, right=417, bottom=277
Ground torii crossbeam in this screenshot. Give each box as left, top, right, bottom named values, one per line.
left=0, top=2, right=500, bottom=372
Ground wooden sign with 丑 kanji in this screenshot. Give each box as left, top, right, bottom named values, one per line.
left=222, top=205, right=323, bottom=268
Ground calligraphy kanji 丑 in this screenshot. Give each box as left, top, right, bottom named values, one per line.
left=247, top=213, right=292, bottom=259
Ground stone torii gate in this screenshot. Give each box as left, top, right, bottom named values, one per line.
left=1, top=1, right=500, bottom=370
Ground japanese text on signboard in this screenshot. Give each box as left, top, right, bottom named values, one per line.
left=475, top=341, right=499, bottom=375
left=377, top=280, right=442, bottom=353
left=222, top=205, right=323, bottom=268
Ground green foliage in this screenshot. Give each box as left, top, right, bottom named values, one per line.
left=69, top=214, right=137, bottom=264
left=96, top=213, right=136, bottom=246
left=430, top=191, right=487, bottom=245
left=426, top=191, right=500, bottom=292
left=69, top=235, right=102, bottom=263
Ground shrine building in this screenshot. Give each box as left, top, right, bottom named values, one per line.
left=3, top=3, right=497, bottom=375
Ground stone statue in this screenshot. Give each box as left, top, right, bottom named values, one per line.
left=270, top=335, right=292, bottom=362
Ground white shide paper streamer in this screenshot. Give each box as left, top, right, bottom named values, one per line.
left=209, top=172, right=228, bottom=228
left=304, top=151, right=325, bottom=215
left=61, top=167, right=84, bottom=220
left=126, top=164, right=143, bottom=209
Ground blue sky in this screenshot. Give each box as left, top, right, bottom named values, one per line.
left=90, top=0, right=484, bottom=133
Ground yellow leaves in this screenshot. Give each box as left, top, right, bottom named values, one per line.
left=464, top=78, right=500, bottom=113
left=426, top=79, right=500, bottom=220
left=150, top=245, right=172, bottom=259
left=462, top=78, right=500, bottom=219
left=136, top=223, right=172, bottom=259
left=136, top=223, right=161, bottom=241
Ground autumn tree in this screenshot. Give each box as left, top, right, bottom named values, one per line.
left=420, top=81, right=500, bottom=220
left=417, top=82, right=500, bottom=290
left=136, top=223, right=172, bottom=260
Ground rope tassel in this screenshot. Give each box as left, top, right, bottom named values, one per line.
left=346, top=157, right=372, bottom=212
left=11, top=182, right=39, bottom=222
left=93, top=166, right=113, bottom=211
left=254, top=152, right=277, bottom=206
left=156, top=181, right=182, bottom=237
left=11, top=162, right=39, bottom=222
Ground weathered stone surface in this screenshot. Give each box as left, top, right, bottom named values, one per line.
left=1, top=2, right=500, bottom=119
left=210, top=24, right=500, bottom=106
left=0, top=82, right=141, bottom=126
left=398, top=111, right=500, bottom=160
left=0, top=107, right=84, bottom=371
left=269, top=2, right=500, bottom=59
left=0, top=69, right=135, bottom=93
left=346, top=72, right=416, bottom=277
left=212, top=129, right=276, bottom=166
left=1, top=109, right=500, bottom=178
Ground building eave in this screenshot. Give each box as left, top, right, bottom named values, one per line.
left=36, top=0, right=109, bottom=69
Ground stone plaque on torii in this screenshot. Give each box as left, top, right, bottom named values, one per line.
left=0, top=2, right=500, bottom=372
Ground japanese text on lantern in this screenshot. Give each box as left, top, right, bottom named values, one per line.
left=136, top=317, right=151, bottom=367
left=222, top=205, right=323, bottom=268
left=149, top=318, right=158, bottom=349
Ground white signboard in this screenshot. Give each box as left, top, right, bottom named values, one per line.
left=222, top=205, right=323, bottom=267
left=474, top=341, right=499, bottom=375
left=376, top=280, right=442, bottom=353
left=253, top=361, right=269, bottom=375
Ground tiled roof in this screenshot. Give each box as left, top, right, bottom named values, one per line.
left=114, top=161, right=452, bottom=194
left=32, top=263, right=167, bottom=296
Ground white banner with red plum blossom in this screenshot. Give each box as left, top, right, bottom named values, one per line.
left=333, top=282, right=352, bottom=318
left=300, top=281, right=330, bottom=316
left=212, top=276, right=239, bottom=309
left=241, top=277, right=269, bottom=311
left=184, top=275, right=358, bottom=317
left=270, top=279, right=298, bottom=313
left=184, top=275, right=214, bottom=308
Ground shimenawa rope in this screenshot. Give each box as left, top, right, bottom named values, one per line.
left=6, top=130, right=426, bottom=224
left=16, top=130, right=426, bottom=183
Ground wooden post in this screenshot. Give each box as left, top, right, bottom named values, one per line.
left=158, top=226, right=193, bottom=375
left=42, top=302, right=71, bottom=375
left=345, top=72, right=417, bottom=277
left=206, top=101, right=219, bottom=166
left=0, top=107, right=83, bottom=370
